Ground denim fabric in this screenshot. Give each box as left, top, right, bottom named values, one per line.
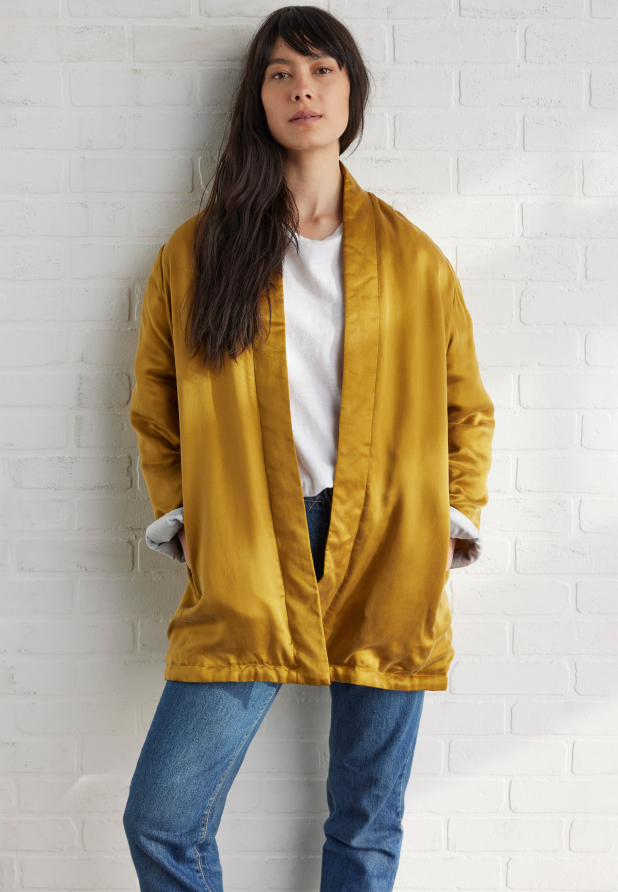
left=124, top=487, right=425, bottom=891
left=303, top=485, right=333, bottom=581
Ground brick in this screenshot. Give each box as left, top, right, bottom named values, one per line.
left=74, top=413, right=136, bottom=448
left=0, top=25, right=126, bottom=63
left=449, top=817, right=564, bottom=853
left=396, top=110, right=518, bottom=151
left=0, top=740, right=75, bottom=774
left=0, top=68, right=63, bottom=106
left=133, top=25, right=253, bottom=62
left=586, top=244, right=618, bottom=280
left=0, top=656, right=73, bottom=694
left=69, top=0, right=190, bottom=15
left=394, top=22, right=517, bottom=63
left=451, top=660, right=569, bottom=695
left=0, top=415, right=67, bottom=449
left=0, top=113, right=125, bottom=149
left=0, top=1, right=60, bottom=14
left=586, top=330, right=618, bottom=367
left=16, top=539, right=134, bottom=572
left=77, top=658, right=162, bottom=696
left=523, top=201, right=618, bottom=239
left=395, top=198, right=516, bottom=238
left=590, top=70, right=618, bottom=108
left=217, top=816, right=323, bottom=853
left=4, top=286, right=129, bottom=322
left=519, top=374, right=618, bottom=408
left=332, top=0, right=452, bottom=14
left=71, top=243, right=162, bottom=279
left=134, top=199, right=200, bottom=237
left=0, top=498, right=68, bottom=530
left=0, top=245, right=63, bottom=280
left=20, top=853, right=136, bottom=889
left=581, top=414, right=618, bottom=450
left=514, top=621, right=618, bottom=654
left=526, top=22, right=618, bottom=63
left=70, top=155, right=191, bottom=192
left=134, top=111, right=226, bottom=151
left=0, top=154, right=63, bottom=194
left=365, top=66, right=453, bottom=108
left=343, top=156, right=451, bottom=194
left=450, top=578, right=570, bottom=615
left=577, top=579, right=618, bottom=614
left=475, top=328, right=578, bottom=367
left=570, top=818, right=618, bottom=852
left=461, top=68, right=583, bottom=107
left=0, top=621, right=133, bottom=654
left=0, top=581, right=72, bottom=617
left=73, top=329, right=137, bottom=365
left=457, top=243, right=579, bottom=281
left=521, top=285, right=618, bottom=325
left=0, top=330, right=65, bottom=366
left=591, top=0, right=618, bottom=13
left=82, top=817, right=133, bottom=851
left=516, top=538, right=618, bottom=574
left=575, top=663, right=618, bottom=697
left=512, top=705, right=618, bottom=737
left=584, top=159, right=618, bottom=196
left=18, top=776, right=130, bottom=812
left=449, top=740, right=567, bottom=776
left=507, top=856, right=618, bottom=890
left=0, top=818, right=77, bottom=852
left=17, top=701, right=135, bottom=735
left=0, top=200, right=129, bottom=236
left=525, top=111, right=618, bottom=151
left=462, top=0, right=583, bottom=14
left=0, top=372, right=130, bottom=407
left=70, top=67, right=192, bottom=106
left=458, top=155, right=576, bottom=195
left=82, top=737, right=143, bottom=774
left=9, top=455, right=131, bottom=489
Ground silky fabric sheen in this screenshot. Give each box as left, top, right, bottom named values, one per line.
left=123, top=490, right=425, bottom=892
left=130, top=161, right=495, bottom=692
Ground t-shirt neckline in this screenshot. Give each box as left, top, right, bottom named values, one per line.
left=297, top=223, right=343, bottom=243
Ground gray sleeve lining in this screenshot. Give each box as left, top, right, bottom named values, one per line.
left=145, top=506, right=185, bottom=563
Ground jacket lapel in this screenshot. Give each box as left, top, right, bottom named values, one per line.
left=253, top=161, right=380, bottom=655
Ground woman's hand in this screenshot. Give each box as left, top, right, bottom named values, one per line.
left=447, top=536, right=457, bottom=571
left=178, top=527, right=191, bottom=570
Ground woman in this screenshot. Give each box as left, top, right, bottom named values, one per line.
left=124, top=6, right=495, bottom=891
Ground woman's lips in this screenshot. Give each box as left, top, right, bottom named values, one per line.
left=290, top=115, right=322, bottom=125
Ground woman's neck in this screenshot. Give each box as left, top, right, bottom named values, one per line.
left=283, top=149, right=344, bottom=241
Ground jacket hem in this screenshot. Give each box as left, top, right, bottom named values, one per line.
left=164, top=661, right=447, bottom=691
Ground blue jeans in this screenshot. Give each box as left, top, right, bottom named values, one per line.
left=124, top=487, right=425, bottom=891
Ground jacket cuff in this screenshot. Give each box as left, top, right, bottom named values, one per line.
left=449, top=505, right=482, bottom=569
left=145, top=506, right=185, bottom=563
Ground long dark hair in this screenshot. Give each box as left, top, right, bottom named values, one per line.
left=185, top=5, right=371, bottom=372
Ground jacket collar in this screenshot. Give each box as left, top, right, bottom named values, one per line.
left=253, top=161, right=379, bottom=636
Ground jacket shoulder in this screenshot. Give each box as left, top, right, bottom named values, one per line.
left=372, top=195, right=448, bottom=263
left=160, top=212, right=200, bottom=269
left=371, top=193, right=457, bottom=294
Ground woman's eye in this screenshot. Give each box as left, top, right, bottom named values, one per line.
left=271, top=67, right=332, bottom=80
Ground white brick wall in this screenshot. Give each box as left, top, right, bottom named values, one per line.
left=1, top=0, right=617, bottom=889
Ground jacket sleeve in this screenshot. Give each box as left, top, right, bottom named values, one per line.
left=445, top=266, right=495, bottom=557
left=130, top=244, right=183, bottom=524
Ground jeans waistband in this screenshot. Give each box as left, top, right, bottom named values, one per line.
left=303, top=486, right=333, bottom=507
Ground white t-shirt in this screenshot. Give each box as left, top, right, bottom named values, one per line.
left=282, top=223, right=344, bottom=498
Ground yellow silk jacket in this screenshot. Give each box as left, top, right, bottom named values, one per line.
left=130, top=161, right=495, bottom=692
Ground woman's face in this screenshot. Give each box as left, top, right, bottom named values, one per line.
left=261, top=37, right=350, bottom=156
